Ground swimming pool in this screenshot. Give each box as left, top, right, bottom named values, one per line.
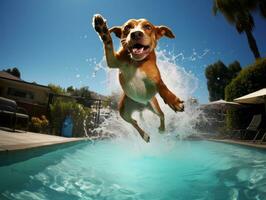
left=0, top=139, right=266, bottom=200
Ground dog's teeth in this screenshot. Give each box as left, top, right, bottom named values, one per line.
left=133, top=47, right=144, bottom=54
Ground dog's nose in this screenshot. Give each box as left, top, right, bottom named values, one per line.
left=131, top=31, right=144, bottom=40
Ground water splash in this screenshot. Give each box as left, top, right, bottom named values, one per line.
left=93, top=49, right=203, bottom=146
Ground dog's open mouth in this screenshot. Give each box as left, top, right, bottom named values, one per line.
left=129, top=43, right=150, bottom=60
left=131, top=44, right=150, bottom=54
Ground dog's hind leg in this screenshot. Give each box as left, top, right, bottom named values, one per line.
left=148, top=97, right=165, bottom=133
left=118, top=94, right=150, bottom=143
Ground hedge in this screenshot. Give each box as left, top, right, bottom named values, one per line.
left=225, top=58, right=266, bottom=129
left=225, top=58, right=266, bottom=101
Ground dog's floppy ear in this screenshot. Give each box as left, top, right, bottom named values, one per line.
left=155, top=26, right=175, bottom=39
left=109, top=26, right=122, bottom=38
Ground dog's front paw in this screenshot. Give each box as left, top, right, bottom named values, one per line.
left=92, top=14, right=111, bottom=44
left=168, top=97, right=184, bottom=112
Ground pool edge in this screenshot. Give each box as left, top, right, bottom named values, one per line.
left=0, top=138, right=87, bottom=153
left=208, top=138, right=266, bottom=150
left=0, top=129, right=89, bottom=153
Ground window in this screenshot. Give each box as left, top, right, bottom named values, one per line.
left=7, top=87, right=34, bottom=100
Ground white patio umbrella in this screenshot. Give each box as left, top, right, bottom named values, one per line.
left=200, top=100, right=243, bottom=124
left=200, top=99, right=242, bottom=111
left=234, top=88, right=266, bottom=104
left=234, top=88, right=266, bottom=112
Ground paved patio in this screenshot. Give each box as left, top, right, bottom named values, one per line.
left=0, top=129, right=85, bottom=152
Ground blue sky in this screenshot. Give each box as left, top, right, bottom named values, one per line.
left=0, top=0, right=265, bottom=103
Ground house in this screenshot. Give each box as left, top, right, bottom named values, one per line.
left=0, top=71, right=52, bottom=117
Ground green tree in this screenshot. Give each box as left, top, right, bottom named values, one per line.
left=70, top=86, right=92, bottom=98
left=213, top=0, right=265, bottom=59
left=67, top=86, right=75, bottom=93
left=228, top=60, right=241, bottom=79
left=4, top=67, right=21, bottom=78
left=205, top=60, right=241, bottom=101
left=48, top=84, right=66, bottom=95
left=77, top=86, right=92, bottom=98
left=205, top=61, right=229, bottom=101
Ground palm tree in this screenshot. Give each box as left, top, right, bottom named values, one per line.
left=213, top=0, right=265, bottom=59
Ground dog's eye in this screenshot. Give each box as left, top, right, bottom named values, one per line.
left=124, top=25, right=132, bottom=32
left=143, top=24, right=152, bottom=30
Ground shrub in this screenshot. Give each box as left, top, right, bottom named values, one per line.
left=225, top=58, right=266, bottom=129
left=50, top=99, right=92, bottom=137
left=30, top=115, right=49, bottom=133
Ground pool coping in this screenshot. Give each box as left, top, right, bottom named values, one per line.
left=0, top=129, right=87, bottom=153
left=208, top=138, right=266, bottom=150
left=1, top=128, right=266, bottom=153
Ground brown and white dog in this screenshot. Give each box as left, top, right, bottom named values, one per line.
left=92, top=14, right=184, bottom=143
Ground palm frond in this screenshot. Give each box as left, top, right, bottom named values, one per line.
left=212, top=1, right=218, bottom=15
left=259, top=0, right=266, bottom=18
left=235, top=11, right=254, bottom=33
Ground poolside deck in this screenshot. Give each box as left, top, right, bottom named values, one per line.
left=0, top=129, right=85, bottom=152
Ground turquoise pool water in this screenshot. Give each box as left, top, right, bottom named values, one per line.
left=0, top=140, right=266, bottom=200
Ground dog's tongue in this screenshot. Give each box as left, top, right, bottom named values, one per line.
left=132, top=47, right=144, bottom=54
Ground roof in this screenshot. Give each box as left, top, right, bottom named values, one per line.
left=0, top=71, right=51, bottom=90
left=0, top=71, right=21, bottom=81
left=234, top=88, right=266, bottom=104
